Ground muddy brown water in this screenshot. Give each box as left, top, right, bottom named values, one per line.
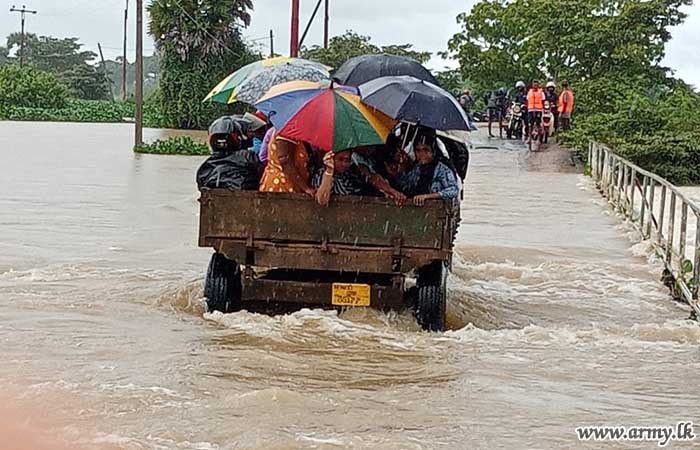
left=1, top=121, right=699, bottom=449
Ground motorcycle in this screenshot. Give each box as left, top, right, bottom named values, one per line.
left=505, top=102, right=525, bottom=140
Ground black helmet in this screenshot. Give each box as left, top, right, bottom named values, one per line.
left=208, top=116, right=245, bottom=153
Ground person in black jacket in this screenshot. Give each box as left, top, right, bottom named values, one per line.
left=196, top=116, right=263, bottom=190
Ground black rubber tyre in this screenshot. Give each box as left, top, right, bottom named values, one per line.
left=204, top=252, right=242, bottom=313
left=415, top=261, right=448, bottom=332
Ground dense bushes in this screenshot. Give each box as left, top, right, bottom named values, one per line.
left=0, top=64, right=71, bottom=109
left=560, top=77, right=700, bottom=185
left=134, top=136, right=209, bottom=155
left=0, top=64, right=168, bottom=127
left=0, top=98, right=166, bottom=127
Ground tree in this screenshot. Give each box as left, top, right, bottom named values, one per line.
left=5, top=33, right=110, bottom=100
left=148, top=0, right=260, bottom=129
left=0, top=46, right=7, bottom=66
left=445, top=0, right=691, bottom=90
left=302, top=31, right=432, bottom=69
left=62, top=64, right=111, bottom=100
left=102, top=54, right=160, bottom=99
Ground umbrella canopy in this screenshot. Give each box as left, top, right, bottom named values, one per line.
left=204, top=57, right=330, bottom=105
left=333, top=54, right=439, bottom=87
left=359, top=75, right=470, bottom=131
left=255, top=81, right=395, bottom=153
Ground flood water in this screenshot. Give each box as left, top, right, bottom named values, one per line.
left=1, top=121, right=699, bottom=449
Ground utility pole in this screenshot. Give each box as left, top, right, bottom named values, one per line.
left=135, top=0, right=143, bottom=147
left=324, top=0, right=329, bottom=48
left=97, top=43, right=115, bottom=101
left=269, top=29, right=274, bottom=58
left=122, top=0, right=129, bottom=101
left=9, top=5, right=37, bottom=67
left=290, top=0, right=299, bottom=57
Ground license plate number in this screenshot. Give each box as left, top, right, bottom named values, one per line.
left=331, top=283, right=370, bottom=307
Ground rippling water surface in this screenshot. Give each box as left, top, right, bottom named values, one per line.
left=1, top=121, right=698, bottom=449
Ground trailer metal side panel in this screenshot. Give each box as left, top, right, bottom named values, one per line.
left=199, top=190, right=452, bottom=250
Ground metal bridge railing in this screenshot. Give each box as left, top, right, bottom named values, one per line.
left=589, top=142, right=700, bottom=319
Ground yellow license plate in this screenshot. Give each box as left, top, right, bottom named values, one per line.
left=331, top=283, right=371, bottom=307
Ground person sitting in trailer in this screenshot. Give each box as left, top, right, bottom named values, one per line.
left=351, top=145, right=407, bottom=204
left=395, top=127, right=460, bottom=206
left=259, top=132, right=315, bottom=197
left=312, top=150, right=368, bottom=206
left=241, top=112, right=271, bottom=156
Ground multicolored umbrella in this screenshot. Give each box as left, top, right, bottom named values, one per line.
left=204, top=57, right=330, bottom=105
left=255, top=81, right=395, bottom=153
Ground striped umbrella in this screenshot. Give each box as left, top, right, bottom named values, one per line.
left=204, top=57, right=330, bottom=105
left=255, top=81, right=395, bottom=153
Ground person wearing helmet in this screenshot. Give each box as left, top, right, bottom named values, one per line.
left=196, top=116, right=263, bottom=190
left=513, top=81, right=527, bottom=105
left=544, top=81, right=560, bottom=131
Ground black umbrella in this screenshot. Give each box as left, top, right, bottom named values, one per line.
left=358, top=76, right=470, bottom=131
left=333, top=54, right=439, bottom=87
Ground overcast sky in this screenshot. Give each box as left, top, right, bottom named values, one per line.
left=1, top=0, right=699, bottom=87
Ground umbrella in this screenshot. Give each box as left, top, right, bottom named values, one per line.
left=255, top=81, right=395, bottom=153
left=333, top=54, right=439, bottom=87
left=204, top=57, right=330, bottom=105
left=358, top=75, right=470, bottom=131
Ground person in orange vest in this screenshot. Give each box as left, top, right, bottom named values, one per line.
left=526, top=79, right=545, bottom=140
left=557, top=80, right=575, bottom=131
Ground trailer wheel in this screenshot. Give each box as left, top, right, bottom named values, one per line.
left=204, top=252, right=242, bottom=314
left=415, top=261, right=448, bottom=332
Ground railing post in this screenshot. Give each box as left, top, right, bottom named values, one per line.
left=640, top=176, right=648, bottom=234
left=629, top=168, right=636, bottom=219
left=679, top=203, right=688, bottom=269
left=646, top=181, right=655, bottom=238
left=667, top=192, right=676, bottom=264
left=624, top=166, right=634, bottom=219
left=658, top=184, right=667, bottom=245
left=617, top=163, right=625, bottom=212
left=610, top=157, right=617, bottom=201
left=619, top=165, right=627, bottom=215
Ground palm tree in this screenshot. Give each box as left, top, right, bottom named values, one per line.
left=148, top=0, right=253, bottom=60
left=147, top=0, right=259, bottom=129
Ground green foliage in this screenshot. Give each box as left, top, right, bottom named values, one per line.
left=302, top=31, right=432, bottom=69
left=61, top=64, right=111, bottom=100
left=134, top=136, right=209, bottom=155
left=448, top=0, right=698, bottom=185
left=435, top=69, right=468, bottom=95
left=0, top=64, right=70, bottom=109
left=0, top=45, right=7, bottom=66
left=446, top=0, right=690, bottom=88
left=102, top=54, right=160, bottom=99
left=148, top=0, right=259, bottom=130
left=5, top=33, right=111, bottom=100
left=559, top=78, right=700, bottom=184
left=0, top=98, right=165, bottom=127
